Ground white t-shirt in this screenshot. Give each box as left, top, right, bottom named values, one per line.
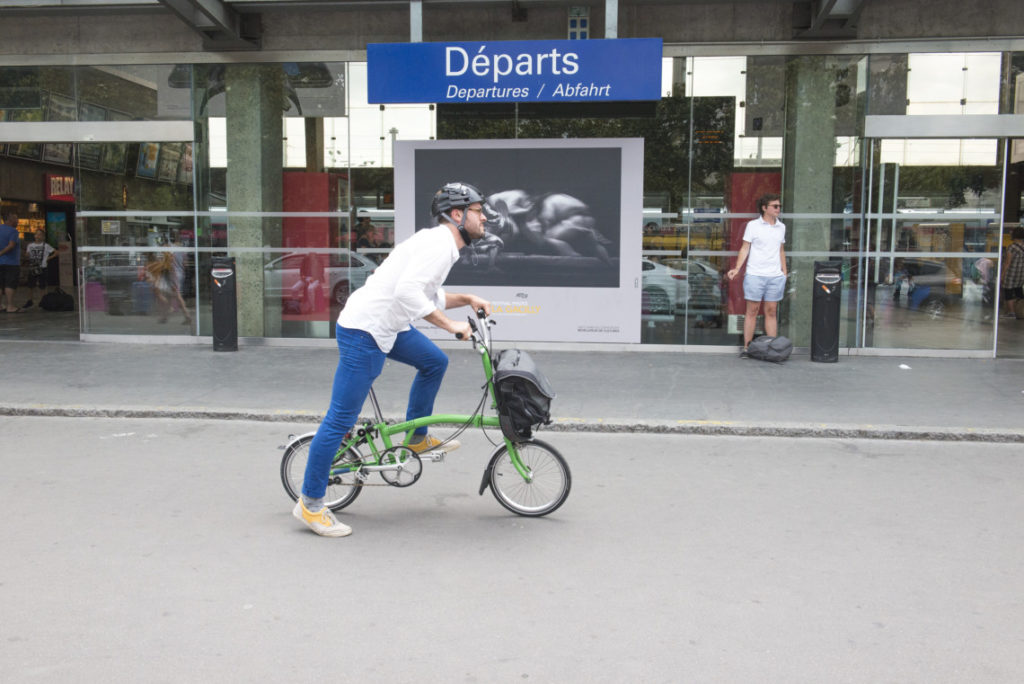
left=26, top=241, right=56, bottom=270
left=742, top=216, right=786, bottom=277
left=337, top=225, right=459, bottom=352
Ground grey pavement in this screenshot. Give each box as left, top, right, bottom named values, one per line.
left=2, top=337, right=1023, bottom=442
left=4, top=420, right=1024, bottom=682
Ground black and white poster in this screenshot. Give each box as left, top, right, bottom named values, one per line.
left=395, top=138, right=642, bottom=343
left=42, top=93, right=76, bottom=165
left=77, top=102, right=106, bottom=170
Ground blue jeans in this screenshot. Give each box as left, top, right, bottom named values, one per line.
left=302, top=324, right=448, bottom=499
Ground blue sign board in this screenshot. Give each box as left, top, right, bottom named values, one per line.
left=367, top=38, right=663, bottom=104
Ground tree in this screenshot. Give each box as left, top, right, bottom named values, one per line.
left=436, top=94, right=735, bottom=214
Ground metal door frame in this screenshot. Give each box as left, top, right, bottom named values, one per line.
left=0, top=119, right=197, bottom=337
left=861, top=115, right=1024, bottom=358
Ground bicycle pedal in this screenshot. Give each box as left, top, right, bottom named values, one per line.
left=420, top=450, right=446, bottom=463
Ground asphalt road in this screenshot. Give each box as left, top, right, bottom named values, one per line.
left=3, top=417, right=1023, bottom=683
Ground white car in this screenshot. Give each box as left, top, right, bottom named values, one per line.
left=642, top=257, right=726, bottom=316
left=641, top=258, right=690, bottom=315
left=265, top=250, right=376, bottom=312
left=663, top=257, right=725, bottom=315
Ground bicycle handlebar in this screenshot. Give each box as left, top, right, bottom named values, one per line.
left=454, top=309, right=495, bottom=341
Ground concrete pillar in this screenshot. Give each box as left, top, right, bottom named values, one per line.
left=605, top=0, right=618, bottom=38
left=410, top=0, right=422, bottom=42
left=225, top=64, right=283, bottom=337
left=782, top=56, right=839, bottom=346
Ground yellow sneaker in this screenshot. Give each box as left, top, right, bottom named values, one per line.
left=407, top=434, right=460, bottom=454
left=292, top=500, right=352, bottom=537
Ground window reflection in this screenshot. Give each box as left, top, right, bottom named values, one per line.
left=866, top=135, right=1003, bottom=350
left=79, top=220, right=197, bottom=335
left=5, top=51, right=1020, bottom=352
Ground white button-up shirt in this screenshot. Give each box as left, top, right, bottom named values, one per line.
left=337, top=225, right=460, bottom=352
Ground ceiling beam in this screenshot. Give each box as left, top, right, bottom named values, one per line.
left=157, top=0, right=262, bottom=49
left=796, top=0, right=867, bottom=39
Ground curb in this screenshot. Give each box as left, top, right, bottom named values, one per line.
left=4, top=404, right=1023, bottom=444
left=547, top=419, right=1024, bottom=443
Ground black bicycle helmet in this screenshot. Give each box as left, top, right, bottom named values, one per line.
left=431, top=182, right=485, bottom=220
left=431, top=181, right=486, bottom=245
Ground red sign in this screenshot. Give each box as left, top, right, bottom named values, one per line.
left=44, top=174, right=75, bottom=202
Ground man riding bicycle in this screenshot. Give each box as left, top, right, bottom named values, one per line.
left=294, top=182, right=492, bottom=537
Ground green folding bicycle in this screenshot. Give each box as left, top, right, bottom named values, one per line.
left=279, top=310, right=571, bottom=517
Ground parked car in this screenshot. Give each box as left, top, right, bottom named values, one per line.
left=264, top=250, right=376, bottom=312
left=663, top=257, right=725, bottom=316
left=641, top=257, right=689, bottom=315
left=899, top=257, right=962, bottom=319
left=642, top=257, right=726, bottom=318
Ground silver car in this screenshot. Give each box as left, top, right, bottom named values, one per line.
left=264, top=250, right=376, bottom=311
left=641, top=258, right=689, bottom=315
left=642, top=257, right=725, bottom=316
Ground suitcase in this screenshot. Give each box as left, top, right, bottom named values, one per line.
left=85, top=281, right=107, bottom=312
left=131, top=280, right=154, bottom=314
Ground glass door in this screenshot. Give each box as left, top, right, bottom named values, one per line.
left=863, top=137, right=1007, bottom=355
left=75, top=139, right=198, bottom=336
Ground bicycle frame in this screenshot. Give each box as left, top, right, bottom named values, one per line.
left=327, top=312, right=534, bottom=484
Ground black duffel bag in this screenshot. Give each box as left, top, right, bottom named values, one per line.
left=40, top=288, right=75, bottom=312
left=746, top=335, right=793, bottom=363
left=492, top=349, right=556, bottom=441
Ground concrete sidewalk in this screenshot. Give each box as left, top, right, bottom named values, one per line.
left=2, top=338, right=1022, bottom=442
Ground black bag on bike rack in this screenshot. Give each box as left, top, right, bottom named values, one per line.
left=493, top=349, right=556, bottom=441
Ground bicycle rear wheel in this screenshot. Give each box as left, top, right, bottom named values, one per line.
left=488, top=439, right=571, bottom=517
left=280, top=434, right=363, bottom=511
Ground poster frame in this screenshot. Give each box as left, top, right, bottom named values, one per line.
left=136, top=142, right=161, bottom=179
left=77, top=101, right=107, bottom=170
left=157, top=141, right=181, bottom=182
left=394, top=137, right=643, bottom=344
left=100, top=110, right=131, bottom=174
left=42, top=92, right=76, bottom=165
left=6, top=93, right=46, bottom=161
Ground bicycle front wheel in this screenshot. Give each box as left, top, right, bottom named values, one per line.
left=280, top=434, right=363, bottom=512
left=488, top=439, right=571, bottom=517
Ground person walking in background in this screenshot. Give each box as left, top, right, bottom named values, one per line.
left=146, top=243, right=192, bottom=326
left=1000, top=225, right=1024, bottom=319
left=355, top=213, right=377, bottom=246
left=354, top=217, right=382, bottom=264
left=22, top=228, right=57, bottom=309
left=972, top=253, right=996, bottom=319
left=727, top=193, right=787, bottom=357
left=0, top=209, right=23, bottom=314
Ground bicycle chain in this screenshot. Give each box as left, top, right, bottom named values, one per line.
left=329, top=460, right=418, bottom=487
left=330, top=430, right=440, bottom=488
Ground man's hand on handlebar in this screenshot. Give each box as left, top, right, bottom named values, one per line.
left=449, top=295, right=491, bottom=339
left=465, top=295, right=491, bottom=317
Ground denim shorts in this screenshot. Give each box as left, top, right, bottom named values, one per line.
left=743, top=273, right=787, bottom=302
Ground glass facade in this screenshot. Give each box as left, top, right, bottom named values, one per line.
left=1, top=51, right=1022, bottom=354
